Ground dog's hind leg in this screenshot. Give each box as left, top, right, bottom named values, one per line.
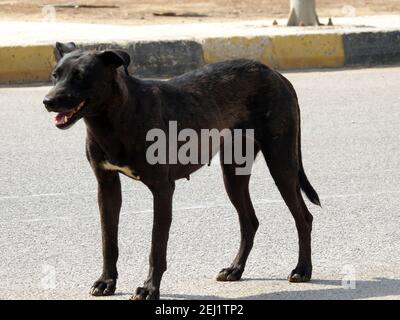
left=216, top=145, right=260, bottom=282
left=259, top=127, right=314, bottom=283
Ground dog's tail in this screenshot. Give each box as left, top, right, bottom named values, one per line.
left=276, top=72, right=320, bottom=206
left=298, top=106, right=321, bottom=207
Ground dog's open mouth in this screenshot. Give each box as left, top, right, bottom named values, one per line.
left=53, top=100, right=86, bottom=127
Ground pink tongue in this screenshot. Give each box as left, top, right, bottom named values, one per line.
left=54, top=111, right=74, bottom=125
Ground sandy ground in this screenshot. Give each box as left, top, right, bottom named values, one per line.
left=0, top=0, right=399, bottom=25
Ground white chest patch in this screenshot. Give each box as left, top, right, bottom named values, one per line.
left=101, top=161, right=140, bottom=180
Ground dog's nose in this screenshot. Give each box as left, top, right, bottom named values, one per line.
left=43, top=96, right=55, bottom=108
left=43, top=96, right=53, bottom=106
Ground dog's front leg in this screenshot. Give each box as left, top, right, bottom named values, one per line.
left=132, top=181, right=175, bottom=300
left=90, top=169, right=122, bottom=296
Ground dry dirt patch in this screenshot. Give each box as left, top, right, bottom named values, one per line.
left=0, top=0, right=399, bottom=25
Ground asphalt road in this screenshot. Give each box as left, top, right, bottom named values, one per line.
left=0, top=66, right=399, bottom=300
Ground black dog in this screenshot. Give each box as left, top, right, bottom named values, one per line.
left=43, top=42, right=320, bottom=300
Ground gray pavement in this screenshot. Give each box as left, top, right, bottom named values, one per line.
left=0, top=66, right=399, bottom=300
left=2, top=15, right=400, bottom=46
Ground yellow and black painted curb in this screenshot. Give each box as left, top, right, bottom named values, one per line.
left=0, top=30, right=399, bottom=83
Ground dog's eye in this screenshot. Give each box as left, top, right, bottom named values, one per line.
left=51, top=72, right=58, bottom=80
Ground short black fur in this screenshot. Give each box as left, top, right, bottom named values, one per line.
left=43, top=43, right=320, bottom=300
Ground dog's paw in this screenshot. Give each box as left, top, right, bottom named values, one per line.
left=288, top=266, right=312, bottom=283
left=130, top=286, right=160, bottom=300
left=89, top=278, right=117, bottom=296
left=216, top=266, right=244, bottom=282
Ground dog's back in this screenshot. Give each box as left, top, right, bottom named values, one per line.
left=141, top=59, right=293, bottom=133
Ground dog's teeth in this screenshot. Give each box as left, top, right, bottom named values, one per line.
left=64, top=116, right=68, bottom=123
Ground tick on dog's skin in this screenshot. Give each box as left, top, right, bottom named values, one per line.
left=43, top=42, right=320, bottom=300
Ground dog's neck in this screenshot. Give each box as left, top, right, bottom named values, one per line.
left=84, top=71, right=142, bottom=162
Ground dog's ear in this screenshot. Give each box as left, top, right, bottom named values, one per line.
left=98, top=50, right=131, bottom=71
left=54, top=42, right=77, bottom=61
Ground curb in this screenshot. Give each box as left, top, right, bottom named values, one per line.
left=343, top=31, right=400, bottom=66
left=0, top=45, right=55, bottom=83
left=0, top=30, right=399, bottom=83
left=83, top=40, right=204, bottom=78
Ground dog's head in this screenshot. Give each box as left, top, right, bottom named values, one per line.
left=43, top=42, right=131, bottom=129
